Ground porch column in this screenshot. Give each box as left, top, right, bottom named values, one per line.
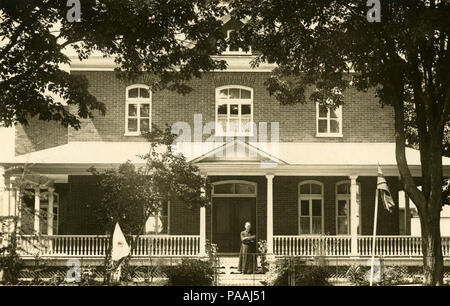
left=34, top=187, right=40, bottom=234
left=266, top=174, right=274, bottom=254
left=47, top=187, right=55, bottom=236
left=350, top=175, right=359, bottom=256
left=199, top=182, right=207, bottom=256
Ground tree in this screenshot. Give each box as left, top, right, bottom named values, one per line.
left=0, top=0, right=228, bottom=129
left=89, top=125, right=209, bottom=284
left=230, top=0, right=450, bottom=285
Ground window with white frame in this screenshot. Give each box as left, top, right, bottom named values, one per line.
left=316, top=103, right=342, bottom=136
left=335, top=181, right=361, bottom=235
left=224, top=30, right=251, bottom=55
left=39, top=192, right=59, bottom=235
left=215, top=86, right=253, bottom=136
left=125, top=85, right=151, bottom=135
left=298, top=181, right=324, bottom=234
left=145, top=201, right=169, bottom=234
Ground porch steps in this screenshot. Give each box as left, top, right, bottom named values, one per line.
left=216, top=256, right=266, bottom=286
left=217, top=274, right=266, bottom=286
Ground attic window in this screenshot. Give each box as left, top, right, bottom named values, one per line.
left=224, top=30, right=251, bottom=55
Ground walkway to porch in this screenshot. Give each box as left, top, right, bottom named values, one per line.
left=5, top=234, right=450, bottom=259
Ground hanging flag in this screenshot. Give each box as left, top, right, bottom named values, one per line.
left=377, top=165, right=395, bottom=212
left=111, top=223, right=130, bottom=261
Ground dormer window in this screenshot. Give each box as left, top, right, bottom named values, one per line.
left=125, top=85, right=151, bottom=136
left=224, top=30, right=251, bottom=55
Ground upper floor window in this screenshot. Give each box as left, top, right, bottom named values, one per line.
left=224, top=30, right=251, bottom=55
left=125, top=85, right=151, bottom=136
left=298, top=181, right=324, bottom=234
left=215, top=85, right=253, bottom=136
left=316, top=103, right=342, bottom=137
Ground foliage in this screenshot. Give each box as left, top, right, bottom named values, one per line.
left=257, top=239, right=268, bottom=273
left=165, top=259, right=214, bottom=286
left=346, top=264, right=408, bottom=286
left=0, top=234, right=23, bottom=284
left=0, top=0, right=229, bottom=128
left=89, top=124, right=209, bottom=284
left=230, top=0, right=450, bottom=285
left=264, top=258, right=329, bottom=286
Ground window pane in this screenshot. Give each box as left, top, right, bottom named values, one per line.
left=241, top=117, right=252, bottom=133
left=312, top=199, right=321, bottom=216
left=241, top=89, right=251, bottom=99
left=128, top=119, right=137, bottom=132
left=319, top=105, right=328, bottom=118
left=229, top=88, right=239, bottom=99
left=228, top=119, right=239, bottom=133
left=140, top=104, right=150, bottom=117
left=337, top=217, right=348, bottom=234
left=312, top=217, right=322, bottom=234
left=235, top=183, right=255, bottom=194
left=139, top=88, right=150, bottom=98
left=318, top=120, right=328, bottom=133
left=218, top=104, right=227, bottom=115
left=140, top=119, right=149, bottom=132
left=218, top=89, right=229, bottom=99
left=241, top=104, right=251, bottom=115
left=300, top=217, right=310, bottom=234
left=128, top=104, right=137, bottom=117
left=338, top=200, right=348, bottom=216
left=128, top=88, right=139, bottom=98
left=300, top=184, right=310, bottom=194
left=217, top=116, right=227, bottom=133
left=311, top=184, right=322, bottom=194
left=330, top=108, right=339, bottom=118
left=330, top=120, right=340, bottom=133
left=230, top=104, right=239, bottom=115
left=337, top=183, right=350, bottom=194
left=214, top=183, right=234, bottom=194
left=300, top=200, right=309, bottom=216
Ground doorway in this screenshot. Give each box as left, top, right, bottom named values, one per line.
left=212, top=197, right=256, bottom=253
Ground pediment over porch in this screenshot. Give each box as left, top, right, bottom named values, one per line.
left=190, top=139, right=287, bottom=165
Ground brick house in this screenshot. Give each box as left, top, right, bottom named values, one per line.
left=1, top=26, right=450, bottom=264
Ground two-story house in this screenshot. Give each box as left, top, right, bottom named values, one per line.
left=1, top=20, right=450, bottom=265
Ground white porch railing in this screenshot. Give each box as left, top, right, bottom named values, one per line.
left=11, top=235, right=200, bottom=257
left=358, top=236, right=450, bottom=257
left=274, top=235, right=450, bottom=257
left=274, top=235, right=352, bottom=256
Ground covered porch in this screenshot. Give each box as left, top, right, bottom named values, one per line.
left=1, top=140, right=450, bottom=262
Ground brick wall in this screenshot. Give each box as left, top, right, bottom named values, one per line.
left=65, top=71, right=395, bottom=143
left=273, top=176, right=400, bottom=236
left=56, top=174, right=400, bottom=236
left=15, top=116, right=68, bottom=155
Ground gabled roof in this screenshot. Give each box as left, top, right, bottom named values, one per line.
left=190, top=139, right=287, bottom=165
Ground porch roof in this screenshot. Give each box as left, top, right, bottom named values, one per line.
left=4, top=141, right=450, bottom=172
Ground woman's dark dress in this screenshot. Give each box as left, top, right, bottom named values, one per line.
left=238, top=230, right=256, bottom=274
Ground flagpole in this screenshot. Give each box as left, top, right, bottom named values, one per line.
left=370, top=188, right=379, bottom=286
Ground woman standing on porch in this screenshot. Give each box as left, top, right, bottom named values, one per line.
left=238, top=221, right=256, bottom=274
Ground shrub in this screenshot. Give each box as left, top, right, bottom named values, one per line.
left=346, top=264, right=406, bottom=286
left=264, top=258, right=330, bottom=286
left=165, top=259, right=214, bottom=286
left=258, top=240, right=269, bottom=273
left=346, top=265, right=370, bottom=286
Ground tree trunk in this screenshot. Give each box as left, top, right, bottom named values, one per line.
left=420, top=207, right=444, bottom=285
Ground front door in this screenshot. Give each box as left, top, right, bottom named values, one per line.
left=212, top=197, right=256, bottom=253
